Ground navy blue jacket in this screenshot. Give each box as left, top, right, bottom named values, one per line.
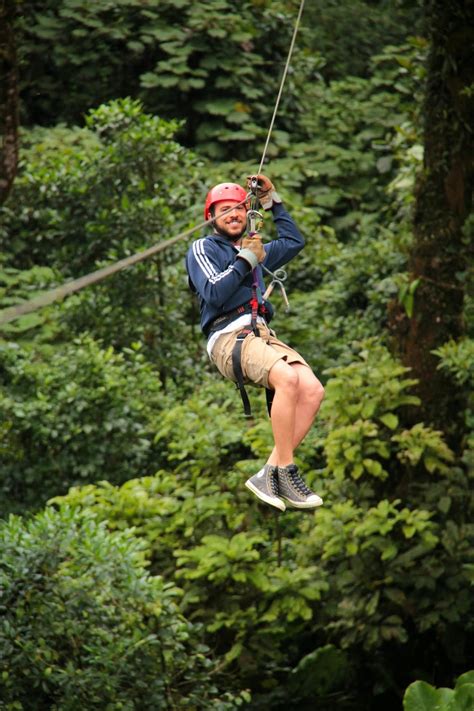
left=186, top=203, right=304, bottom=336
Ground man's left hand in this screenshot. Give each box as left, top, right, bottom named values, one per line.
left=240, top=234, right=265, bottom=264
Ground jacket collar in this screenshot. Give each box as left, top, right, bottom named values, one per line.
left=206, top=232, right=241, bottom=250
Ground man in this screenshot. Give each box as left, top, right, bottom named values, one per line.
left=186, top=175, right=324, bottom=511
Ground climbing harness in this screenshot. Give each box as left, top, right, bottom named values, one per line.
left=229, top=181, right=268, bottom=417
left=229, top=180, right=294, bottom=419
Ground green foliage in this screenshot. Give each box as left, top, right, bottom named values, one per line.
left=265, top=41, right=426, bottom=235
left=1, top=7, right=472, bottom=709
left=50, top=341, right=473, bottom=706
left=320, top=342, right=454, bottom=485
left=433, top=338, right=474, bottom=469
left=272, top=228, right=405, bottom=376
left=397, top=274, right=421, bottom=318
left=14, top=0, right=308, bottom=160
left=286, top=644, right=352, bottom=700
left=292, top=341, right=473, bottom=663
left=50, top=473, right=245, bottom=579
left=0, top=100, right=204, bottom=374
left=15, top=0, right=423, bottom=163
left=302, top=0, right=423, bottom=81
left=434, top=338, right=474, bottom=387
left=0, top=336, right=166, bottom=513
left=0, top=507, right=248, bottom=710
left=403, top=671, right=474, bottom=711
left=0, top=259, right=59, bottom=340
left=154, top=380, right=247, bottom=477
left=175, top=532, right=328, bottom=644
left=50, top=469, right=335, bottom=703
left=2, top=99, right=200, bottom=272
left=323, top=341, right=420, bottom=427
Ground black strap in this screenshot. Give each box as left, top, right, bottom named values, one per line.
left=232, top=329, right=253, bottom=418
left=265, top=387, right=274, bottom=417
left=206, top=300, right=268, bottom=339
left=231, top=327, right=274, bottom=419
left=206, top=304, right=249, bottom=337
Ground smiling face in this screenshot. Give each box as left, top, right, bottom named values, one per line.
left=213, top=200, right=247, bottom=242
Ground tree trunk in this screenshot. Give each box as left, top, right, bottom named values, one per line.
left=389, top=0, right=474, bottom=446
left=0, top=0, right=19, bottom=205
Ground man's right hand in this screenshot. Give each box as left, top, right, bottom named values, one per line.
left=238, top=234, right=265, bottom=269
left=246, top=174, right=282, bottom=210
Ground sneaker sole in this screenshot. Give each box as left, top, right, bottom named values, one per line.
left=281, top=495, right=323, bottom=509
left=245, top=480, right=286, bottom=511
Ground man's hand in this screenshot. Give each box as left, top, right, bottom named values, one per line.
left=238, top=234, right=265, bottom=269
left=246, top=174, right=282, bottom=210
left=242, top=234, right=265, bottom=261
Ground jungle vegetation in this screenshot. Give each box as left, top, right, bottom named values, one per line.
left=0, top=1, right=473, bottom=709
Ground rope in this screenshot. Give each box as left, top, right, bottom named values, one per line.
left=0, top=201, right=246, bottom=325
left=257, top=0, right=305, bottom=174
left=0, top=228, right=199, bottom=326
left=0, top=0, right=306, bottom=327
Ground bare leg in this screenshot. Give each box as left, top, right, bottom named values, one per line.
left=266, top=363, right=324, bottom=466
left=265, top=359, right=299, bottom=466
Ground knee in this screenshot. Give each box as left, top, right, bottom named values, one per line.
left=269, top=361, right=299, bottom=393
left=280, top=367, right=300, bottom=393
left=304, top=377, right=325, bottom=409
left=315, top=381, right=325, bottom=407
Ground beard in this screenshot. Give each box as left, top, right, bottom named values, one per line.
left=214, top=221, right=246, bottom=242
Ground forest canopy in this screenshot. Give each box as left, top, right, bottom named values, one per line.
left=0, top=1, right=473, bottom=710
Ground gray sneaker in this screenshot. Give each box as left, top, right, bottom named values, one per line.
left=245, top=465, right=286, bottom=511
left=278, top=464, right=323, bottom=509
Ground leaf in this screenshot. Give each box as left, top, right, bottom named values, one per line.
left=403, top=680, right=442, bottom=711
left=361, top=400, right=376, bottom=418
left=380, top=413, right=399, bottom=430
left=376, top=156, right=393, bottom=173
left=127, top=41, right=145, bottom=53
left=381, top=542, right=398, bottom=561
left=456, top=672, right=474, bottom=687
left=289, top=645, right=350, bottom=698
left=449, top=684, right=474, bottom=711
left=436, top=688, right=455, bottom=706
left=438, top=496, right=451, bottom=514
left=225, top=642, right=243, bottom=664
left=344, top=445, right=359, bottom=462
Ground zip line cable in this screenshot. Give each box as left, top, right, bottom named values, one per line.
left=0, top=205, right=245, bottom=324
left=0, top=0, right=305, bottom=327
left=257, top=0, right=305, bottom=175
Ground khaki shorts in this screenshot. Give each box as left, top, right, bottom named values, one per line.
left=209, top=322, right=310, bottom=389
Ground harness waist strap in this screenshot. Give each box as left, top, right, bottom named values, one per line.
left=206, top=303, right=267, bottom=337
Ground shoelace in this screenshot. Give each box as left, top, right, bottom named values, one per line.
left=288, top=468, right=312, bottom=496
left=267, top=467, right=280, bottom=496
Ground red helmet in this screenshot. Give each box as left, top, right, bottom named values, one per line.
left=204, top=182, right=248, bottom=221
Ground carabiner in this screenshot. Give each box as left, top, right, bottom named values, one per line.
left=278, top=283, right=290, bottom=312
left=246, top=208, right=263, bottom=236
left=272, top=268, right=287, bottom=283
left=262, top=268, right=290, bottom=312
